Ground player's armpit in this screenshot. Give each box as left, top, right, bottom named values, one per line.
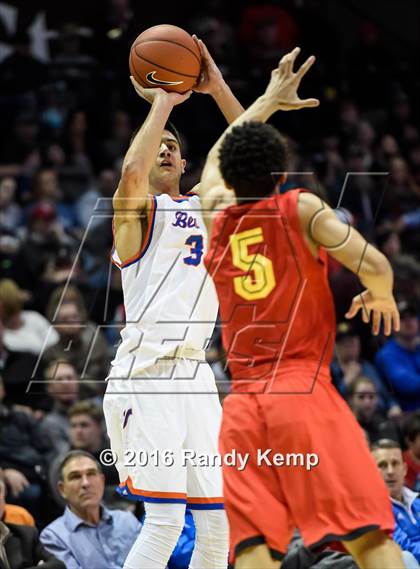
left=112, top=195, right=153, bottom=266
left=297, top=192, right=393, bottom=290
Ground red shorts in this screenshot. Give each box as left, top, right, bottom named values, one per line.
left=219, top=370, right=394, bottom=563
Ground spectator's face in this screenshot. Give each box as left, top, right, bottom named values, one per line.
left=336, top=335, right=360, bottom=361
left=358, top=121, right=375, bottom=147
left=390, top=157, right=409, bottom=185
left=36, top=170, right=60, bottom=201
left=0, top=178, right=16, bottom=208
left=407, top=434, right=420, bottom=460
left=56, top=302, right=83, bottom=338
left=340, top=102, right=358, bottom=126
left=47, top=362, right=79, bottom=403
left=29, top=218, right=54, bottom=238
left=372, top=447, right=407, bottom=500
left=70, top=111, right=87, bottom=134
left=350, top=381, right=378, bottom=421
left=59, top=456, right=105, bottom=511
left=381, top=135, right=399, bottom=156
left=70, top=414, right=103, bottom=452
left=398, top=313, right=419, bottom=340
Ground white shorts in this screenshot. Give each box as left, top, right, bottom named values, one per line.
left=103, top=358, right=224, bottom=510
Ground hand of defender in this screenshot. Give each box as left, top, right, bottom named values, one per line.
left=265, top=47, right=319, bottom=111
left=192, top=35, right=223, bottom=95
left=345, top=289, right=400, bottom=336
left=130, top=76, right=192, bottom=106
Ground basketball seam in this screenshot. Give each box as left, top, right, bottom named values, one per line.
left=134, top=38, right=201, bottom=66
left=132, top=50, right=199, bottom=79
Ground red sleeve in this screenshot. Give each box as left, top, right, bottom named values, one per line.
left=205, top=210, right=226, bottom=275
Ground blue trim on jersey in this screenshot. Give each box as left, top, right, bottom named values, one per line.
left=116, top=484, right=187, bottom=504
left=121, top=195, right=157, bottom=269
left=187, top=503, right=225, bottom=510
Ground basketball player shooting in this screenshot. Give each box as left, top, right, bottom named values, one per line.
left=103, top=38, right=244, bottom=569
left=201, top=49, right=404, bottom=568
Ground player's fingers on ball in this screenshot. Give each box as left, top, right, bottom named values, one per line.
left=296, top=55, right=316, bottom=81
left=194, top=37, right=210, bottom=60
left=130, top=75, right=142, bottom=89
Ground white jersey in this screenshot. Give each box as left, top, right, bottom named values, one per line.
left=111, top=193, right=218, bottom=376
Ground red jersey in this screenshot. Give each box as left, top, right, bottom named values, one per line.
left=205, top=189, right=336, bottom=392
left=404, top=450, right=420, bottom=491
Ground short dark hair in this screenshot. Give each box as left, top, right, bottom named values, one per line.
left=58, top=450, right=102, bottom=481
left=402, top=411, right=420, bottom=443
left=164, top=120, right=182, bottom=148
left=347, top=376, right=376, bottom=397
left=68, top=401, right=103, bottom=424
left=219, top=121, right=288, bottom=200
left=370, top=438, right=401, bottom=452
left=130, top=120, right=182, bottom=150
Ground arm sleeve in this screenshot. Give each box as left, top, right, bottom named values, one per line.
left=40, top=528, right=83, bottom=569
left=393, top=525, right=420, bottom=562
left=376, top=351, right=420, bottom=396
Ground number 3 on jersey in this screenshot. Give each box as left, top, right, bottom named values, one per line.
left=184, top=234, right=204, bottom=266
left=229, top=227, right=276, bottom=300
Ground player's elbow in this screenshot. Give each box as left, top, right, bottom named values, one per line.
left=121, top=160, right=148, bottom=194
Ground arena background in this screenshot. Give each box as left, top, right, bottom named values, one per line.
left=0, top=0, right=419, bottom=563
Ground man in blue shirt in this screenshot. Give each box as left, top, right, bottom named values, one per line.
left=40, top=450, right=141, bottom=568
left=372, top=439, right=420, bottom=567
left=375, top=300, right=420, bottom=412
left=41, top=450, right=194, bottom=569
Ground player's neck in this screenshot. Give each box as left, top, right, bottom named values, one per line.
left=150, top=180, right=181, bottom=198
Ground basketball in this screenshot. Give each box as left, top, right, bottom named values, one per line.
left=129, top=25, right=201, bottom=93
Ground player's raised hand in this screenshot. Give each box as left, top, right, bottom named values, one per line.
left=130, top=76, right=192, bottom=107
left=264, top=47, right=319, bottom=111
left=345, top=289, right=400, bottom=336
left=192, top=35, right=223, bottom=95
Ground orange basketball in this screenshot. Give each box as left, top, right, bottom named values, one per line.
left=129, top=25, right=201, bottom=93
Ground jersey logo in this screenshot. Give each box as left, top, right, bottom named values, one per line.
left=122, top=408, right=133, bottom=429
left=172, top=211, right=199, bottom=229
left=146, top=71, right=184, bottom=86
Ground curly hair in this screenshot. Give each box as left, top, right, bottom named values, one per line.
left=219, top=121, right=288, bottom=200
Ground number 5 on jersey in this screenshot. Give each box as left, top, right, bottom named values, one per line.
left=229, top=227, right=276, bottom=300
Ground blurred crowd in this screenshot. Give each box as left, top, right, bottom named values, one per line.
left=0, top=0, right=419, bottom=567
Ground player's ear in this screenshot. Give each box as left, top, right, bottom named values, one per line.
left=57, top=480, right=67, bottom=499
left=181, top=159, right=186, bottom=174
